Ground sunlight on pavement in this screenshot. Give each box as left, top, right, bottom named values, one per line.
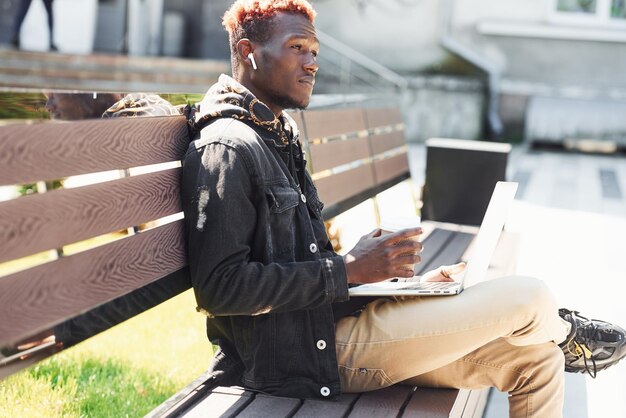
left=506, top=200, right=626, bottom=418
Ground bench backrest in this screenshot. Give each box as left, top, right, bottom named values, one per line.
left=0, top=116, right=191, bottom=377
left=297, top=107, right=409, bottom=219
left=0, top=106, right=409, bottom=379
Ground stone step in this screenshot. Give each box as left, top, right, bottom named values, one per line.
left=0, top=49, right=228, bottom=93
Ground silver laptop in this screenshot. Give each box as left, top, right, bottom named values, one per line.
left=348, top=181, right=518, bottom=297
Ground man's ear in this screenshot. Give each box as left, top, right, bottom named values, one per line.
left=236, top=39, right=254, bottom=68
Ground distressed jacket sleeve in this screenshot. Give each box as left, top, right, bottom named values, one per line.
left=182, top=142, right=349, bottom=317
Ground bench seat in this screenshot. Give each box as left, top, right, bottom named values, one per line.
left=150, top=222, right=519, bottom=417
left=175, top=385, right=482, bottom=418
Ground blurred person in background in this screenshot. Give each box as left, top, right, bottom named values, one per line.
left=11, top=0, right=57, bottom=51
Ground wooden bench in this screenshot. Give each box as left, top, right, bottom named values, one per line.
left=0, top=106, right=512, bottom=417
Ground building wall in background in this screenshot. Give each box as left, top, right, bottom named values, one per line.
left=93, top=0, right=126, bottom=53
left=198, top=0, right=233, bottom=60
left=311, top=0, right=448, bottom=74
left=446, top=0, right=626, bottom=144
left=401, top=77, right=485, bottom=142
left=127, top=0, right=163, bottom=56
left=451, top=0, right=626, bottom=91
left=160, top=0, right=228, bottom=59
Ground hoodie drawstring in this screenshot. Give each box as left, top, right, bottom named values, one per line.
left=297, top=140, right=307, bottom=196
left=288, top=140, right=307, bottom=197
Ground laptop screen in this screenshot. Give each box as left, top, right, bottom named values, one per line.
left=461, top=181, right=518, bottom=287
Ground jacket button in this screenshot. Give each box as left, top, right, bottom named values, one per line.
left=300, top=193, right=307, bottom=203
left=320, top=386, right=330, bottom=397
left=309, top=243, right=318, bottom=253
left=316, top=339, right=326, bottom=350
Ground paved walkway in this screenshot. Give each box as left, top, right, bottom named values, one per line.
left=501, top=146, right=625, bottom=418
left=409, top=144, right=626, bottom=418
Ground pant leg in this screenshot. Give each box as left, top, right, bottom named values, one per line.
left=43, top=0, right=54, bottom=41
left=334, top=276, right=570, bottom=415
left=403, top=338, right=565, bottom=418
left=12, top=0, right=33, bottom=38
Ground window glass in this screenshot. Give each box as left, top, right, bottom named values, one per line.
left=557, top=0, right=598, bottom=13
left=611, top=0, right=626, bottom=18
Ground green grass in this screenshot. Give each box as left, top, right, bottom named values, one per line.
left=0, top=289, right=213, bottom=418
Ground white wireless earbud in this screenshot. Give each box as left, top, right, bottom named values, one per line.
left=248, top=53, right=258, bottom=70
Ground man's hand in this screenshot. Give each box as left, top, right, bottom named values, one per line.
left=421, top=262, right=466, bottom=282
left=343, top=227, right=423, bottom=284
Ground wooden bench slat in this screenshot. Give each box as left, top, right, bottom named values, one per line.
left=370, top=131, right=407, bottom=155
left=0, top=116, right=188, bottom=185
left=145, top=372, right=219, bottom=418
left=236, top=394, right=301, bottom=418
left=314, top=164, right=376, bottom=208
left=373, top=153, right=410, bottom=185
left=292, top=393, right=359, bottom=418
left=0, top=168, right=181, bottom=264
left=0, top=220, right=186, bottom=347
left=348, top=385, right=415, bottom=418
left=402, top=387, right=459, bottom=417
left=181, top=387, right=253, bottom=418
left=303, top=108, right=367, bottom=140
left=364, top=108, right=404, bottom=130
left=308, top=137, right=370, bottom=173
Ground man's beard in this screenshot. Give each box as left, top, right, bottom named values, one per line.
left=265, top=88, right=309, bottom=111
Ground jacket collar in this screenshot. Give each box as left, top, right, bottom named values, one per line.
left=192, top=74, right=300, bottom=148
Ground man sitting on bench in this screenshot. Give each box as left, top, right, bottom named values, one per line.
left=180, top=1, right=626, bottom=417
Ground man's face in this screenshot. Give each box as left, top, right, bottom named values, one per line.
left=247, top=12, right=319, bottom=115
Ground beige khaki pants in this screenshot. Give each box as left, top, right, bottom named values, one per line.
left=335, top=276, right=571, bottom=418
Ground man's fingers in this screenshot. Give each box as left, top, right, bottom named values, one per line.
left=392, top=242, right=423, bottom=258
left=441, top=262, right=466, bottom=276
left=397, top=253, right=421, bottom=265
left=386, top=227, right=423, bottom=242
left=436, top=263, right=466, bottom=281
left=393, top=267, right=415, bottom=278
left=397, top=226, right=423, bottom=237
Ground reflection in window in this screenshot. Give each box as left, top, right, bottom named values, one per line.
left=612, top=0, right=626, bottom=18
left=555, top=0, right=626, bottom=22
left=557, top=0, right=597, bottom=13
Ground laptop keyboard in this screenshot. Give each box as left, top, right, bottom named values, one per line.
left=400, top=282, right=458, bottom=290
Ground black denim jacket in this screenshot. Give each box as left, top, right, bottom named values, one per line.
left=181, top=76, right=350, bottom=399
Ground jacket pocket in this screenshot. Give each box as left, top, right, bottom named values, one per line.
left=264, top=185, right=300, bottom=261
left=338, top=365, right=393, bottom=392
left=266, top=184, right=300, bottom=213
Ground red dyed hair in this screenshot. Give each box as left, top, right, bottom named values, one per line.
left=222, top=0, right=317, bottom=77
